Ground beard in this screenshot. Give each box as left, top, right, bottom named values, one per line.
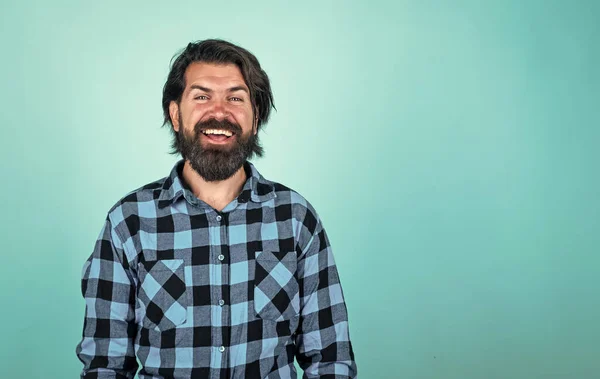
left=176, top=114, right=259, bottom=182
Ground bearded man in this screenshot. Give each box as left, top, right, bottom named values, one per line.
left=76, top=39, right=357, bottom=379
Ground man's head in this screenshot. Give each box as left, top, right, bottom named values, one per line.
left=162, top=39, right=275, bottom=181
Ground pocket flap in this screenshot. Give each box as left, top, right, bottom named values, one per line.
left=255, top=251, right=296, bottom=262
left=142, top=258, right=184, bottom=272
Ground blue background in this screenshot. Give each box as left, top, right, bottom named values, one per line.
left=1, top=1, right=599, bottom=377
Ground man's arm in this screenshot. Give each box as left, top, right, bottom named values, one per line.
left=75, top=215, right=138, bottom=379
left=294, top=210, right=358, bottom=378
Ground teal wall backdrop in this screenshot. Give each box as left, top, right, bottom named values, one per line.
left=1, top=1, right=598, bottom=378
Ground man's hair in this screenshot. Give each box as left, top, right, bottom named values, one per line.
left=161, top=39, right=276, bottom=154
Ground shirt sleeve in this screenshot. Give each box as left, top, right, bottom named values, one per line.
left=294, top=212, right=358, bottom=378
left=75, top=215, right=139, bottom=379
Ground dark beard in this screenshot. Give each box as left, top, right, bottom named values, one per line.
left=176, top=115, right=257, bottom=182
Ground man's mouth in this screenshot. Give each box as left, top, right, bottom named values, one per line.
left=200, top=129, right=236, bottom=143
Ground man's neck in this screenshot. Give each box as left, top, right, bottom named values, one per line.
left=181, top=160, right=247, bottom=212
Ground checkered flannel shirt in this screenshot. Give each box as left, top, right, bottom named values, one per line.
left=75, top=159, right=357, bottom=378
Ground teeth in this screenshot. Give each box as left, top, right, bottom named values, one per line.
left=202, top=129, right=233, bottom=137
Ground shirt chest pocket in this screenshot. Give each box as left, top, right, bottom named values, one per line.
left=254, top=251, right=300, bottom=321
left=137, top=259, right=189, bottom=331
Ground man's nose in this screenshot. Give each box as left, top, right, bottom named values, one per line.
left=207, top=98, right=230, bottom=121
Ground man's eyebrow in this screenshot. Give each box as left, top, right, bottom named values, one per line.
left=228, top=86, right=249, bottom=94
left=189, top=85, right=212, bottom=92
left=188, top=85, right=249, bottom=94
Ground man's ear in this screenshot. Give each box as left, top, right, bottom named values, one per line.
left=169, top=101, right=180, bottom=132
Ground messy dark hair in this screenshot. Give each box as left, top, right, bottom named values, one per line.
left=161, top=39, right=275, bottom=155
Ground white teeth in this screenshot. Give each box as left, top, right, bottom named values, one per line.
left=202, top=129, right=233, bottom=137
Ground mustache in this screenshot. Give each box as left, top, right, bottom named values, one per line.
left=194, top=118, right=242, bottom=135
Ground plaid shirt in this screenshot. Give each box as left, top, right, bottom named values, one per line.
left=75, top=159, right=357, bottom=379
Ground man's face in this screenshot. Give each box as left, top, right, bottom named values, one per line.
left=169, top=62, right=258, bottom=182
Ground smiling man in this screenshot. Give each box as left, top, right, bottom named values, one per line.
left=75, top=39, right=358, bottom=378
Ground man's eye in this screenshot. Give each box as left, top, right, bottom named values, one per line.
left=230, top=97, right=243, bottom=102
left=195, top=95, right=208, bottom=100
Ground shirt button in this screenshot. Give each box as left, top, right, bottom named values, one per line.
left=218, top=254, right=225, bottom=261
left=219, top=346, right=225, bottom=353
left=216, top=215, right=222, bottom=222
left=218, top=299, right=225, bottom=306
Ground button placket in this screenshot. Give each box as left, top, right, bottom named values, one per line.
left=215, top=215, right=225, bottom=261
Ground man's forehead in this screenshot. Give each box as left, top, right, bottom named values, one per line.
left=184, top=62, right=248, bottom=89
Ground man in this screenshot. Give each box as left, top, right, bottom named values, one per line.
left=75, top=39, right=357, bottom=379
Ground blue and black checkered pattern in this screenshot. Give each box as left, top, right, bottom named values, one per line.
left=75, top=159, right=357, bottom=378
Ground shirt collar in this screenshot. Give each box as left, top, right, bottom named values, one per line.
left=157, top=159, right=276, bottom=209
